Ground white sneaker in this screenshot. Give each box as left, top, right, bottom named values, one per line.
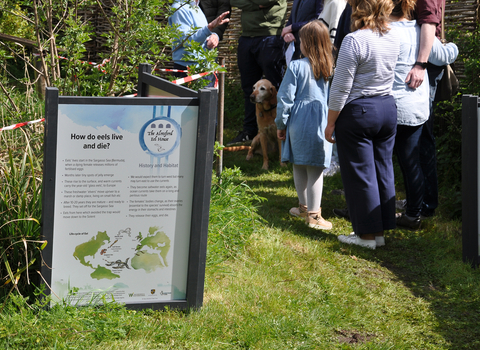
left=375, top=236, right=385, bottom=247
left=349, top=232, right=384, bottom=247
left=338, top=234, right=376, bottom=250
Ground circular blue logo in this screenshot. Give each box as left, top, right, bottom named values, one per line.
left=139, top=117, right=182, bottom=157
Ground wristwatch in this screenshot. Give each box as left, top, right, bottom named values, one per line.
left=414, top=61, right=428, bottom=69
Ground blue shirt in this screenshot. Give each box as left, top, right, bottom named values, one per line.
left=390, top=20, right=459, bottom=126
left=168, top=1, right=217, bottom=66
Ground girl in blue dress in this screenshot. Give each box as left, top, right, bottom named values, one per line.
left=275, top=20, right=334, bottom=230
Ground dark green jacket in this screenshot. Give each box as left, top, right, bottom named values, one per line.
left=230, top=0, right=287, bottom=37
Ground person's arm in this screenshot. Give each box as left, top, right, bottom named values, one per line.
left=405, top=23, right=436, bottom=89
left=275, top=64, right=298, bottom=134
left=328, top=35, right=357, bottom=112
left=209, top=0, right=232, bottom=40
left=205, top=11, right=230, bottom=48
left=290, top=0, right=324, bottom=34
left=325, top=109, right=340, bottom=144
left=170, top=9, right=229, bottom=49
left=428, top=39, right=458, bottom=66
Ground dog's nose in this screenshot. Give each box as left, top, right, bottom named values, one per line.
left=249, top=95, right=255, bottom=102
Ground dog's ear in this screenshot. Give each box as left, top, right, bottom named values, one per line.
left=269, top=85, right=278, bottom=105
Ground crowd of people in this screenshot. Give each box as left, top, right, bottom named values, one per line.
left=168, top=0, right=458, bottom=250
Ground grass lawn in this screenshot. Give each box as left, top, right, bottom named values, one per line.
left=2, top=145, right=478, bottom=349
left=0, top=94, right=478, bottom=349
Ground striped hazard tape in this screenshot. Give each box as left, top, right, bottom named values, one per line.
left=0, top=118, right=45, bottom=132
left=32, top=54, right=219, bottom=87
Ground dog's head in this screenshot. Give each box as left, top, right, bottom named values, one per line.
left=250, top=79, right=277, bottom=106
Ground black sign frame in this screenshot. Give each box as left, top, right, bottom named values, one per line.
left=41, top=82, right=217, bottom=310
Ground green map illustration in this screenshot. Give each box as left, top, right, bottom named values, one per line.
left=73, top=226, right=170, bottom=280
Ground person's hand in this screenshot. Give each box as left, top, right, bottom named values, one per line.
left=283, top=33, right=295, bottom=43
left=405, top=65, right=426, bottom=90
left=277, top=129, right=286, bottom=140
left=281, top=25, right=292, bottom=37
left=208, top=11, right=230, bottom=31
left=206, top=34, right=219, bottom=49
left=325, top=124, right=336, bottom=144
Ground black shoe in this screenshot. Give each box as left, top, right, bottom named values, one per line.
left=420, top=209, right=435, bottom=219
left=396, top=212, right=421, bottom=229
left=227, top=131, right=255, bottom=146
left=333, top=207, right=350, bottom=220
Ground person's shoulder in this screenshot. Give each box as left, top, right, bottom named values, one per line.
left=390, top=20, right=417, bottom=28
left=288, top=57, right=310, bottom=71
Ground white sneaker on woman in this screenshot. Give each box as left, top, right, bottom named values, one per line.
left=349, top=232, right=384, bottom=247
left=338, top=234, right=376, bottom=249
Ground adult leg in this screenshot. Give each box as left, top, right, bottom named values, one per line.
left=335, top=99, right=384, bottom=235
left=237, top=36, right=263, bottom=137
left=420, top=64, right=444, bottom=216
left=372, top=96, right=397, bottom=231
left=252, top=35, right=286, bottom=91
left=394, top=124, right=424, bottom=218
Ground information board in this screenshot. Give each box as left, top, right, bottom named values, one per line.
left=41, top=88, right=217, bottom=309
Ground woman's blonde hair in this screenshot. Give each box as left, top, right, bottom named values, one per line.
left=391, top=0, right=416, bottom=20
left=350, top=0, right=394, bottom=34
left=299, top=20, right=334, bottom=81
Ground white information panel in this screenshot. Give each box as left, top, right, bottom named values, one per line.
left=50, top=104, right=198, bottom=306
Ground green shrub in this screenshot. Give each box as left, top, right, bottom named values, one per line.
left=207, top=167, right=265, bottom=268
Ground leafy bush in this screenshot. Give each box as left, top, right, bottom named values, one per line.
left=448, top=25, right=480, bottom=96
left=432, top=25, right=480, bottom=219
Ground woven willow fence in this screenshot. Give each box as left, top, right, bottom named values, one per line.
left=81, top=1, right=478, bottom=84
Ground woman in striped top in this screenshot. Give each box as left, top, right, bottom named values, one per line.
left=324, top=0, right=400, bottom=249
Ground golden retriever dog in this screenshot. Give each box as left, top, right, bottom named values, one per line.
left=225, top=79, right=285, bottom=170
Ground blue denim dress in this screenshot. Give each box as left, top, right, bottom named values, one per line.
left=275, top=58, right=332, bottom=168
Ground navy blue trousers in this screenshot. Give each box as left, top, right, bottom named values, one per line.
left=394, top=124, right=424, bottom=218
left=336, top=95, right=397, bottom=235
left=237, top=35, right=285, bottom=135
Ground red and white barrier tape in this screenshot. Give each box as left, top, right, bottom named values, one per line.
left=33, top=53, right=110, bottom=73
left=0, top=118, right=45, bottom=132
left=156, top=68, right=188, bottom=73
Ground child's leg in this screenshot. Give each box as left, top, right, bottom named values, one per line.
left=304, top=166, right=331, bottom=230
left=306, top=166, right=325, bottom=212
left=293, top=164, right=308, bottom=205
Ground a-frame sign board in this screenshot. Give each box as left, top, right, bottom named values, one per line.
left=41, top=70, right=217, bottom=310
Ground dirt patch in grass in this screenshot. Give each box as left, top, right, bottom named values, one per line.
left=336, top=329, right=376, bottom=344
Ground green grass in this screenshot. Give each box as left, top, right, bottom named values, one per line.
left=1, top=86, right=479, bottom=348
left=1, top=144, right=478, bottom=349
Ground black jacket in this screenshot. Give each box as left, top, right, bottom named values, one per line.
left=199, top=0, right=231, bottom=40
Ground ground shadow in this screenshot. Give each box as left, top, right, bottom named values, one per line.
left=222, top=151, right=480, bottom=349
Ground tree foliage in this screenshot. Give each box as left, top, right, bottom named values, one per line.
left=0, top=0, right=222, bottom=98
